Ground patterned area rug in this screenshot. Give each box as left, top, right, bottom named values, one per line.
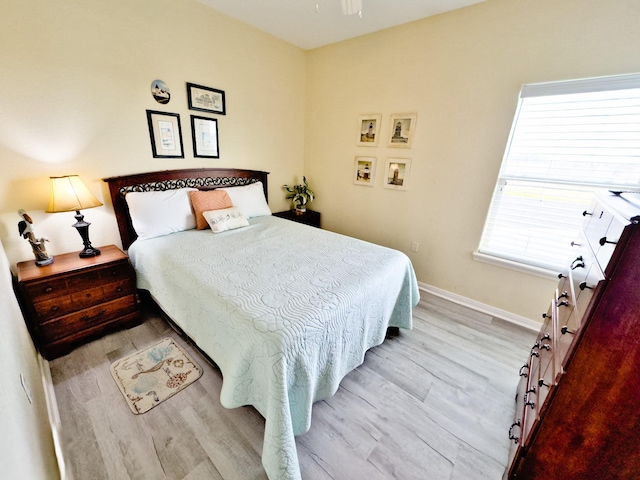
left=110, top=337, right=203, bottom=414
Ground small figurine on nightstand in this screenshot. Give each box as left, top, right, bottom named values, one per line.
left=18, top=209, right=53, bottom=266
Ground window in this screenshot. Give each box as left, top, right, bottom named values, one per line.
left=476, top=73, right=640, bottom=275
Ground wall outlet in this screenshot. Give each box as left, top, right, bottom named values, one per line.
left=411, top=241, right=419, bottom=252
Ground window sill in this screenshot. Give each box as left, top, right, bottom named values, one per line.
left=472, top=251, right=560, bottom=281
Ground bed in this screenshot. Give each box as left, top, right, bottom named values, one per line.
left=103, top=168, right=419, bottom=480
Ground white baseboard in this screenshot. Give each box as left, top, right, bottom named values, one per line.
left=39, top=354, right=71, bottom=480
left=418, top=282, right=541, bottom=332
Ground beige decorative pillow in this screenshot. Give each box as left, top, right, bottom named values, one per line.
left=189, top=190, right=233, bottom=230
left=203, top=207, right=250, bottom=233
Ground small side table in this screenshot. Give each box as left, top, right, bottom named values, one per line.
left=16, top=245, right=142, bottom=359
left=272, top=209, right=321, bottom=228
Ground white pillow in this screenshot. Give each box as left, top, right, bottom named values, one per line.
left=218, top=182, right=271, bottom=218
left=203, top=207, right=250, bottom=233
left=126, top=188, right=197, bottom=239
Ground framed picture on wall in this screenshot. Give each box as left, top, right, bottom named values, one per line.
left=191, top=115, right=219, bottom=158
left=387, top=113, right=417, bottom=148
left=353, top=156, right=376, bottom=186
left=384, top=158, right=412, bottom=190
left=356, top=114, right=382, bottom=146
left=187, top=82, right=226, bottom=115
left=146, top=110, right=184, bottom=158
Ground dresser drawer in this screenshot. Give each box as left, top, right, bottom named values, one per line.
left=584, top=201, right=613, bottom=255
left=23, top=277, right=69, bottom=302
left=98, top=261, right=132, bottom=282
left=39, top=295, right=137, bottom=343
left=596, top=216, right=626, bottom=270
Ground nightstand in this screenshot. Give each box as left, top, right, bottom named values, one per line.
left=272, top=209, right=321, bottom=228
left=16, top=245, right=142, bottom=359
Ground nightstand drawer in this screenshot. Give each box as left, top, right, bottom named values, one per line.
left=32, top=278, right=135, bottom=321
left=39, top=295, right=138, bottom=343
left=24, top=277, right=69, bottom=302
left=98, top=261, right=132, bottom=282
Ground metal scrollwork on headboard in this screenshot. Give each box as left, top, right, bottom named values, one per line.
left=118, top=176, right=259, bottom=198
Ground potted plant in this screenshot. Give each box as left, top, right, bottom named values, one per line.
left=283, top=176, right=315, bottom=213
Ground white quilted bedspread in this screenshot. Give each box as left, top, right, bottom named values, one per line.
left=128, top=216, right=419, bottom=479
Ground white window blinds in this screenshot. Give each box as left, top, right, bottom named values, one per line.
left=478, top=73, right=640, bottom=273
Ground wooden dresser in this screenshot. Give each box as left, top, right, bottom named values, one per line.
left=505, top=191, right=640, bottom=478
left=16, top=245, right=142, bottom=360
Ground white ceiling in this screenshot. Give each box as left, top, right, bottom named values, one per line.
left=195, top=0, right=487, bottom=50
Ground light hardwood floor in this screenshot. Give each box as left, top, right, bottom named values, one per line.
left=50, top=293, right=537, bottom=480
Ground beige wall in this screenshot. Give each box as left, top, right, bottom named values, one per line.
left=2, top=0, right=639, bottom=323
left=0, top=239, right=60, bottom=479
left=304, top=0, right=640, bottom=320
left=0, top=0, right=305, bottom=267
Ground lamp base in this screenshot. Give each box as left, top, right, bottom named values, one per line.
left=73, top=210, right=101, bottom=258
left=79, top=246, right=101, bottom=258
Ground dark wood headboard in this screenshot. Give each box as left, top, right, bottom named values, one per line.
left=103, top=168, right=269, bottom=250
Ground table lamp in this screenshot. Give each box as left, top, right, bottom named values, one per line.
left=46, top=175, right=103, bottom=258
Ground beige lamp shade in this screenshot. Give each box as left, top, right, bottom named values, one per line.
left=46, top=175, right=103, bottom=213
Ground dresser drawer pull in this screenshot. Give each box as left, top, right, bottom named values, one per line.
left=116, top=287, right=123, bottom=293
left=531, top=350, right=540, bottom=358
left=509, top=421, right=521, bottom=443
left=519, top=365, right=529, bottom=377
left=50, top=306, right=59, bottom=312
left=80, top=309, right=106, bottom=322
left=570, top=256, right=585, bottom=270
left=538, top=378, right=550, bottom=388
left=561, top=325, right=575, bottom=335
left=538, top=343, right=551, bottom=351
left=582, top=210, right=592, bottom=217
left=45, top=286, right=53, bottom=293
left=558, top=273, right=567, bottom=279
left=571, top=241, right=581, bottom=247
left=579, top=281, right=593, bottom=291
left=534, top=336, right=551, bottom=349
left=524, top=395, right=535, bottom=409
left=558, top=291, right=569, bottom=299
left=556, top=300, right=569, bottom=307
left=542, top=312, right=551, bottom=319
left=599, top=236, right=617, bottom=246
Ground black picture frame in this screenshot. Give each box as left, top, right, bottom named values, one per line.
left=186, top=82, right=226, bottom=115
left=190, top=115, right=220, bottom=158
left=146, top=110, right=184, bottom=158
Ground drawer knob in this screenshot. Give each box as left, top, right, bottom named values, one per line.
left=508, top=420, right=521, bottom=443
left=558, top=273, right=567, bottom=279
left=44, top=286, right=53, bottom=293
left=519, top=365, right=529, bottom=377
left=599, top=236, right=617, bottom=246
left=579, top=281, right=593, bottom=291
left=582, top=210, right=593, bottom=216
left=558, top=291, right=569, bottom=299
left=542, top=312, right=551, bottom=319
left=556, top=300, right=569, bottom=307
left=561, top=325, right=575, bottom=335
left=116, top=287, right=123, bottom=292
left=50, top=306, right=59, bottom=312
left=571, top=241, right=581, bottom=247
left=538, top=378, right=550, bottom=388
